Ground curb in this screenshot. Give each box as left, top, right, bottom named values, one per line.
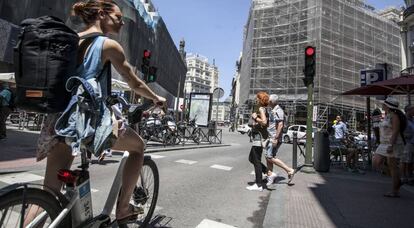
left=263, top=183, right=287, bottom=228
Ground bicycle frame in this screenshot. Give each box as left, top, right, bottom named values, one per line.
left=25, top=98, right=157, bottom=228
left=42, top=151, right=130, bottom=228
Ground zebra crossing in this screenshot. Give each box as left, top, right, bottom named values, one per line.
left=0, top=153, right=241, bottom=228
left=0, top=153, right=238, bottom=186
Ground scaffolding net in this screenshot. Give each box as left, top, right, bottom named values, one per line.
left=239, top=0, right=401, bottom=129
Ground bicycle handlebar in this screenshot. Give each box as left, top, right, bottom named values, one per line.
left=106, top=94, right=164, bottom=125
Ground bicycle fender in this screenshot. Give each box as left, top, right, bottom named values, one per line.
left=0, top=183, right=69, bottom=208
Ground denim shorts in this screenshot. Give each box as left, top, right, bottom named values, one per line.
left=265, top=140, right=282, bottom=158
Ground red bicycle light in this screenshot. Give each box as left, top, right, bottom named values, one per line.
left=305, top=47, right=315, bottom=56
left=57, top=169, right=78, bottom=184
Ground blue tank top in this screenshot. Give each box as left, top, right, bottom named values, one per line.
left=76, top=36, right=110, bottom=98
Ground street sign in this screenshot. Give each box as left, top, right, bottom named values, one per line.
left=213, top=87, right=224, bottom=99
left=360, top=69, right=385, bottom=86
left=312, top=105, right=318, bottom=122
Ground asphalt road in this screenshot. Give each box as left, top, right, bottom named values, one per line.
left=0, top=129, right=296, bottom=228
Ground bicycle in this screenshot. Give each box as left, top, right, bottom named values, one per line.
left=176, top=116, right=201, bottom=144
left=0, top=97, right=160, bottom=228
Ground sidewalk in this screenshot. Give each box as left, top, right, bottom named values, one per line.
left=0, top=124, right=229, bottom=173
left=264, top=162, right=414, bottom=228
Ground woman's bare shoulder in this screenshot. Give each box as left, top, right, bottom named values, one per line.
left=103, top=38, right=123, bottom=51
left=102, top=38, right=126, bottom=63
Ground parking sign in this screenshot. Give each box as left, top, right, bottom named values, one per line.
left=360, top=69, right=385, bottom=86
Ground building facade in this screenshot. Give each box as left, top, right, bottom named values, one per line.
left=0, top=0, right=186, bottom=108
left=185, top=53, right=219, bottom=94
left=402, top=0, right=414, bottom=72
left=239, top=0, right=401, bottom=129
left=211, top=99, right=231, bottom=123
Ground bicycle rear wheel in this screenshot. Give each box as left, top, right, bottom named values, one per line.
left=0, top=187, right=70, bottom=227
left=132, top=158, right=159, bottom=227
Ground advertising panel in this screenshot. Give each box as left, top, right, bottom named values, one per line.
left=189, top=93, right=212, bottom=127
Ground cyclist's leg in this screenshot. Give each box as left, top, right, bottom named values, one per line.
left=43, top=142, right=74, bottom=192
left=112, top=126, right=145, bottom=220
left=25, top=142, right=73, bottom=225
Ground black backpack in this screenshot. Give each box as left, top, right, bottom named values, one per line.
left=14, top=16, right=79, bottom=113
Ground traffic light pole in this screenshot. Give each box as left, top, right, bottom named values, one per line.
left=302, top=80, right=316, bottom=173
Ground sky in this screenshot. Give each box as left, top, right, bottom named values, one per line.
left=153, top=0, right=404, bottom=100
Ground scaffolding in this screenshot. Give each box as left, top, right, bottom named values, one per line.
left=239, top=0, right=401, bottom=130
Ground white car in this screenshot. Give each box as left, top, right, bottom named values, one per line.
left=283, top=125, right=317, bottom=144
left=237, top=124, right=251, bottom=134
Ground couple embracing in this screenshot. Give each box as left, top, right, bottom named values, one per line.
left=247, top=92, right=295, bottom=191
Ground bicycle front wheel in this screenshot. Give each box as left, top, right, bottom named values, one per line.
left=133, top=158, right=159, bottom=227
left=0, top=187, right=70, bottom=228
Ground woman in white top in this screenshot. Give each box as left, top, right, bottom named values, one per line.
left=373, top=97, right=405, bottom=197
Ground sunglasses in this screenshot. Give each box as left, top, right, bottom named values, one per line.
left=106, top=12, right=125, bottom=24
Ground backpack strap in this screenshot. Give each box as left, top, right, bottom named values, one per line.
left=65, top=76, right=99, bottom=109
left=77, top=33, right=105, bottom=67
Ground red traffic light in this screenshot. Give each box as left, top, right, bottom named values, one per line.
left=305, top=46, right=315, bottom=56
left=143, top=49, right=151, bottom=58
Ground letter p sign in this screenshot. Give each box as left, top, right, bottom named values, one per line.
left=360, top=69, right=384, bottom=86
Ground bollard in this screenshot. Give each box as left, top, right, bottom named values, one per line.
left=292, top=132, right=298, bottom=169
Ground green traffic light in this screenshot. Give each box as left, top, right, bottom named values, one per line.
left=147, top=75, right=156, bottom=82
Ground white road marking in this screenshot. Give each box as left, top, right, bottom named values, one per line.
left=0, top=173, right=44, bottom=184
left=250, top=171, right=255, bottom=175
left=175, top=159, right=197, bottom=165
left=210, top=164, right=233, bottom=171
left=149, top=154, right=165, bottom=159
left=195, top=219, right=237, bottom=228
left=91, top=188, right=99, bottom=193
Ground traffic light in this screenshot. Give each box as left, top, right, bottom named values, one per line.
left=142, top=49, right=154, bottom=83
left=142, top=49, right=151, bottom=66
left=146, top=66, right=157, bottom=83
left=303, top=46, right=316, bottom=86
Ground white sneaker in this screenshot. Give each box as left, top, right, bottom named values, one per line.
left=266, top=172, right=278, bottom=186
left=246, top=184, right=263, bottom=191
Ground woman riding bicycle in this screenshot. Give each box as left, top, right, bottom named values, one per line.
left=33, top=0, right=165, bottom=225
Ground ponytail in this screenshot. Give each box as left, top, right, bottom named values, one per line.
left=72, top=0, right=118, bottom=25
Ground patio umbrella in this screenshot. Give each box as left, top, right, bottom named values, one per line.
left=342, top=75, right=414, bottom=103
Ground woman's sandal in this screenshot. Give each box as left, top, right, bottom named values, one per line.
left=287, top=169, right=296, bottom=185
left=98, top=153, right=105, bottom=162
left=116, top=204, right=141, bottom=225
left=383, top=192, right=400, bottom=198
